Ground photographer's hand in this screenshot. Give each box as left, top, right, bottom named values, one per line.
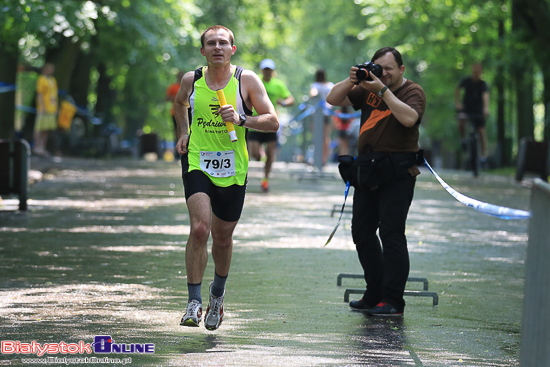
left=326, top=69, right=358, bottom=106
left=358, top=73, right=385, bottom=94
left=349, top=66, right=360, bottom=85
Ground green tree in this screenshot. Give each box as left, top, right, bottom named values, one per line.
left=0, top=1, right=80, bottom=139
left=1, top=0, right=200, bottom=144
left=2, top=0, right=549, bottom=164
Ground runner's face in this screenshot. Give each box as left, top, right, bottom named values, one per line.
left=374, top=52, right=404, bottom=90
left=201, top=29, right=236, bottom=66
left=43, top=63, right=55, bottom=76
left=261, top=68, right=274, bottom=80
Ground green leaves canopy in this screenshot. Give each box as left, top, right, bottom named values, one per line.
left=2, top=0, right=549, bottom=146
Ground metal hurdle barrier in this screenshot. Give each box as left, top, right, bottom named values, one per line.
left=337, top=273, right=439, bottom=306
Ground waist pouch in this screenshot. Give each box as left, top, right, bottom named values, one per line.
left=338, top=150, right=424, bottom=190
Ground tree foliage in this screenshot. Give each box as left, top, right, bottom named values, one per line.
left=1, top=0, right=549, bottom=160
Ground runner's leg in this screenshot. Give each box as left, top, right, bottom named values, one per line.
left=248, top=140, right=262, bottom=161
left=264, top=140, right=277, bottom=180
left=210, top=215, right=238, bottom=278
left=185, top=193, right=212, bottom=284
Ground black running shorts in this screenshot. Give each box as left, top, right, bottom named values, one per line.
left=247, top=131, right=277, bottom=143
left=181, top=157, right=247, bottom=222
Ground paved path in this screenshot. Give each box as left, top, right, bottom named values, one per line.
left=0, top=157, right=531, bottom=366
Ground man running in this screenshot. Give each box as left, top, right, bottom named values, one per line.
left=174, top=25, right=279, bottom=330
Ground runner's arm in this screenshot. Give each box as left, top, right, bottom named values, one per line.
left=227, top=71, right=278, bottom=132
left=454, top=85, right=463, bottom=111
left=174, top=72, right=194, bottom=155
left=279, top=94, right=295, bottom=108
left=482, top=90, right=489, bottom=119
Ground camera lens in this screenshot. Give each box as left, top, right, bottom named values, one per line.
left=370, top=63, right=383, bottom=79
left=356, top=68, right=368, bottom=81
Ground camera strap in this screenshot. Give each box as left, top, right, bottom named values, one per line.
left=324, top=181, right=351, bottom=247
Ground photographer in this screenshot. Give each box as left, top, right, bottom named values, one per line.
left=326, top=47, right=426, bottom=316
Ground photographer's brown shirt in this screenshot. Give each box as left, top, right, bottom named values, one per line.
left=348, top=79, right=426, bottom=175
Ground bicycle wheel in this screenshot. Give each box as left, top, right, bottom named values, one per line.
left=470, top=131, right=479, bottom=177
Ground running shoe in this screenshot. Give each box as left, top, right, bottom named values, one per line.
left=261, top=179, right=269, bottom=192
left=349, top=298, right=378, bottom=311
left=204, top=283, right=224, bottom=331
left=180, top=300, right=202, bottom=327
left=366, top=302, right=403, bottom=317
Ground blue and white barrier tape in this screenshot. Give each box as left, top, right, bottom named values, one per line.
left=16, top=105, right=37, bottom=114
left=0, top=82, right=17, bottom=94
left=290, top=100, right=361, bottom=123
left=289, top=105, right=316, bottom=123
left=423, top=158, right=531, bottom=220
left=2, top=83, right=92, bottom=119
left=321, top=101, right=360, bottom=119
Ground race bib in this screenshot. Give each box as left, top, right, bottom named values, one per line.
left=199, top=150, right=236, bottom=178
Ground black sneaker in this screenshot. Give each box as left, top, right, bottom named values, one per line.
left=349, top=298, right=377, bottom=311
left=366, top=302, right=403, bottom=317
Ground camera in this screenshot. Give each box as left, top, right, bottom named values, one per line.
left=355, top=61, right=383, bottom=82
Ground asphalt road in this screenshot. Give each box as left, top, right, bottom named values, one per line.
left=0, top=156, right=532, bottom=366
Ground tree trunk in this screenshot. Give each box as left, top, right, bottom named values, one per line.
left=544, top=75, right=550, bottom=142
left=495, top=15, right=509, bottom=166
left=515, top=66, right=535, bottom=141
left=121, top=66, right=149, bottom=140
left=46, top=36, right=81, bottom=95
left=512, top=0, right=535, bottom=142
left=70, top=52, right=92, bottom=109
left=95, top=62, right=116, bottom=136
left=0, top=40, right=19, bottom=139
left=69, top=49, right=94, bottom=135
left=521, top=0, right=550, bottom=142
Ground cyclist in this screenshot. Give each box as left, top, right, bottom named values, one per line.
left=454, top=62, right=490, bottom=162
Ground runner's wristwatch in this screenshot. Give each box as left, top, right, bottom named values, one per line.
left=239, top=114, right=247, bottom=126
left=377, top=86, right=388, bottom=98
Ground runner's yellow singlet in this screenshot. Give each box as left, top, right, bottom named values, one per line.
left=188, top=66, right=249, bottom=187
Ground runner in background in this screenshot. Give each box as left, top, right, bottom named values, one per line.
left=166, top=71, right=185, bottom=157
left=247, top=59, right=294, bottom=192
left=310, top=68, right=334, bottom=165
left=33, top=62, right=58, bottom=157
left=332, top=105, right=354, bottom=156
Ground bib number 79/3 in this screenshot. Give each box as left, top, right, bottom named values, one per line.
left=204, top=158, right=231, bottom=170
left=200, top=150, right=236, bottom=177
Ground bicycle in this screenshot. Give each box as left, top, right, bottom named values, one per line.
left=457, top=111, right=483, bottom=177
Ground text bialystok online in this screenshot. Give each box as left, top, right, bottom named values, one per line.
left=1, top=336, right=155, bottom=357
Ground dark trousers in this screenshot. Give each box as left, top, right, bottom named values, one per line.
left=351, top=175, right=416, bottom=311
